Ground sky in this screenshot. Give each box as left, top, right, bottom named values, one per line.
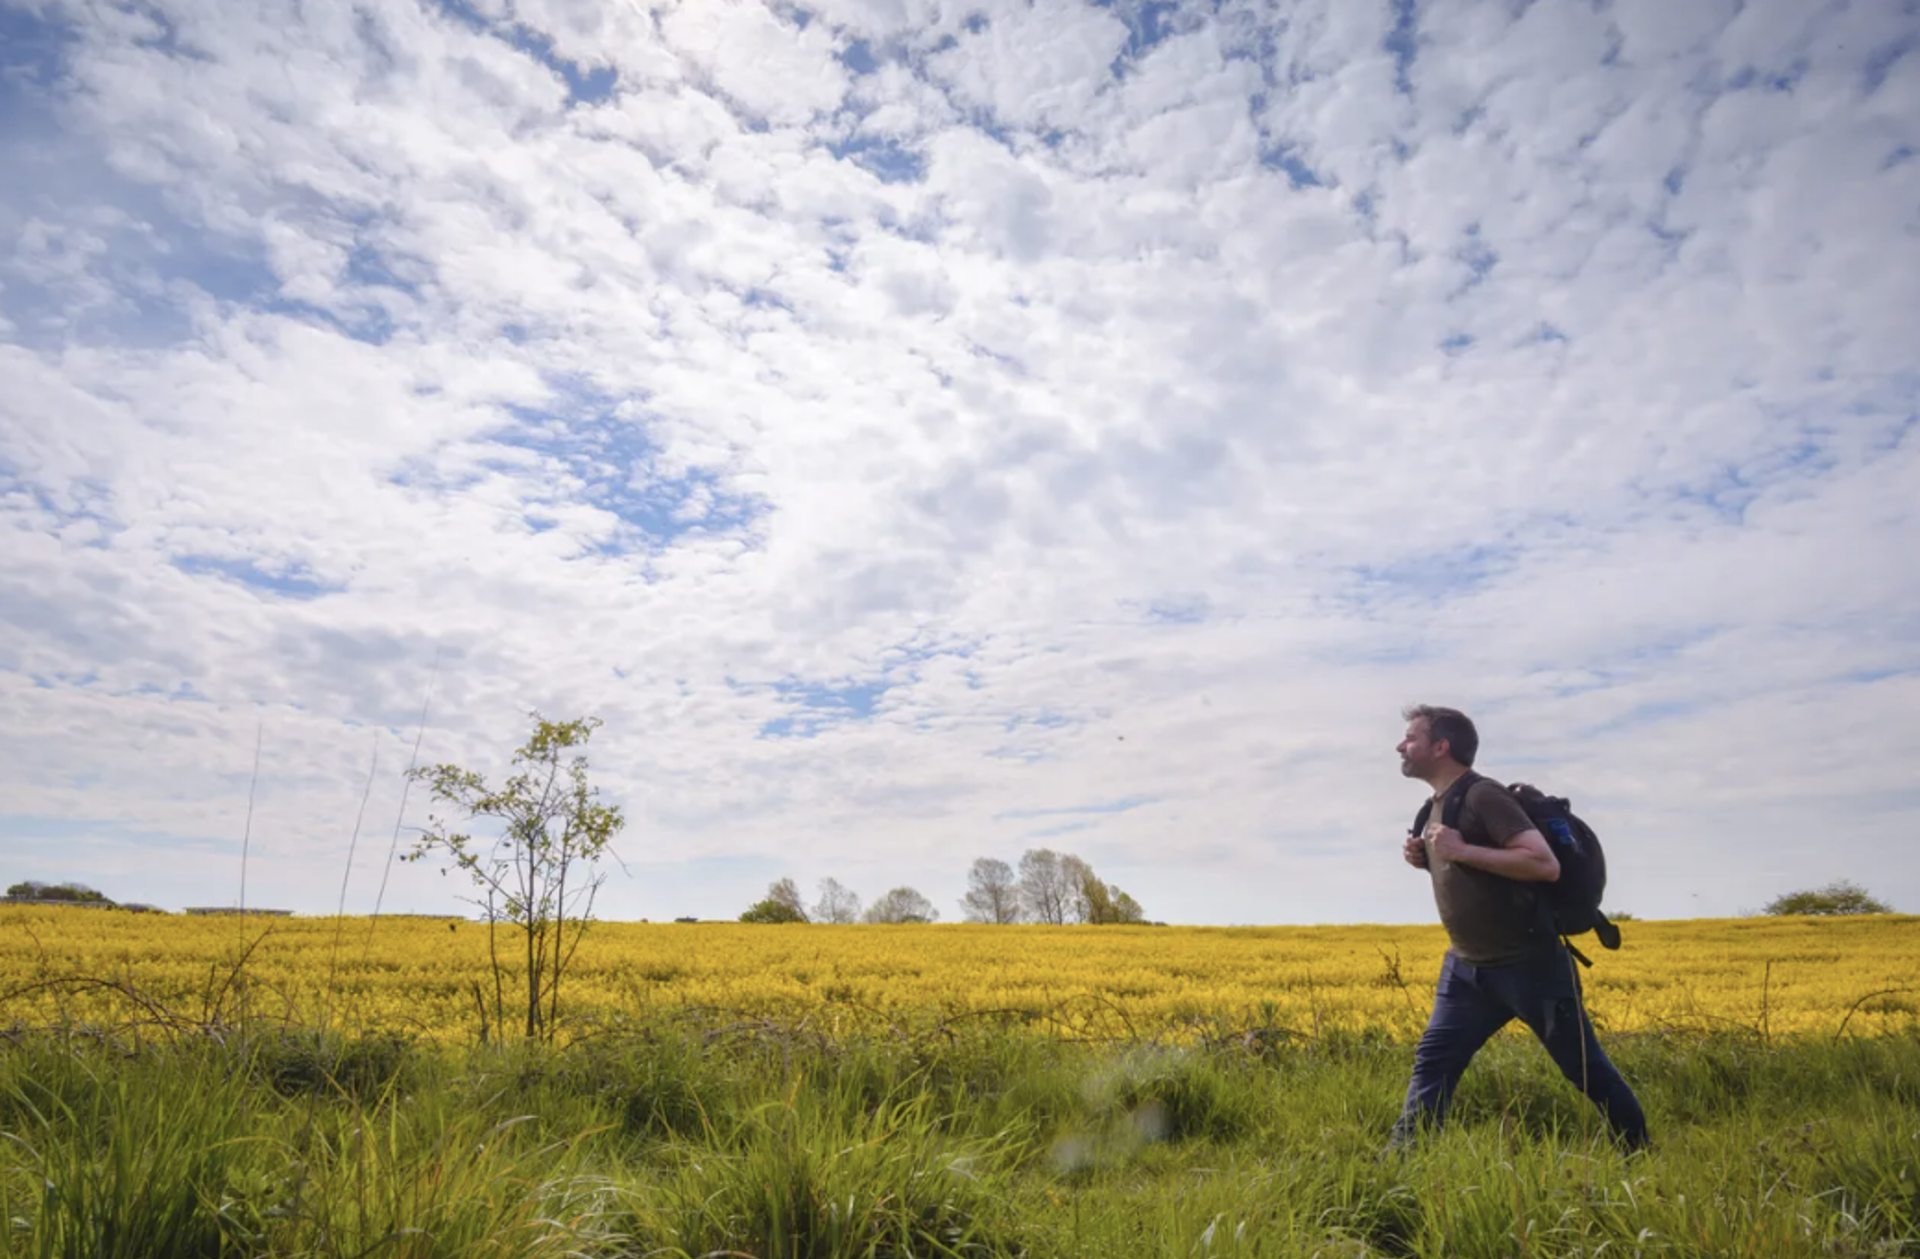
left=1, top=0, right=1916, bottom=927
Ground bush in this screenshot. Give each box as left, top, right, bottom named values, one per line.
left=1762, top=880, right=1892, bottom=917
left=739, top=898, right=808, bottom=924
left=741, top=878, right=809, bottom=923
left=249, top=1030, right=423, bottom=1101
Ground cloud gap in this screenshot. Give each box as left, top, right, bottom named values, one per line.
left=827, top=134, right=927, bottom=184
left=0, top=6, right=74, bottom=99
left=173, top=556, right=344, bottom=601
left=1862, top=35, right=1915, bottom=95
left=427, top=0, right=618, bottom=106
left=1098, top=0, right=1185, bottom=79
left=473, top=390, right=768, bottom=556
left=1384, top=0, right=1419, bottom=96
left=756, top=677, right=890, bottom=739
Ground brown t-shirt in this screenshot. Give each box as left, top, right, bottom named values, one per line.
left=1423, top=778, right=1557, bottom=965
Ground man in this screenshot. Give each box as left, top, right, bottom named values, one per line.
left=1392, top=704, right=1649, bottom=1151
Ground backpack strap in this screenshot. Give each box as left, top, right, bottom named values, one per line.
left=1441, top=771, right=1481, bottom=829
left=1410, top=771, right=1482, bottom=838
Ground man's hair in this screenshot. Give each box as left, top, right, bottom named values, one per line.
left=1403, top=704, right=1479, bottom=767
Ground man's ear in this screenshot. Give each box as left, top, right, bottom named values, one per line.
left=1432, top=738, right=1451, bottom=762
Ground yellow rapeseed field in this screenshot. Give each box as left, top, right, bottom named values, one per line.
left=2, top=906, right=1915, bottom=1043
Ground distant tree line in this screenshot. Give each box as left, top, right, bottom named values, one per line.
left=6, top=880, right=113, bottom=904
left=740, top=877, right=939, bottom=924
left=738, top=848, right=1151, bottom=926
left=3, top=881, right=166, bottom=913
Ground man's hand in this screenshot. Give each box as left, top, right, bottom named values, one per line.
left=1427, top=825, right=1469, bottom=865
left=1403, top=832, right=1429, bottom=870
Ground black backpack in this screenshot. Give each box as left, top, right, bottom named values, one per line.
left=1413, top=772, right=1622, bottom=966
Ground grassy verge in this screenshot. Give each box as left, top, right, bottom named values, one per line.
left=1, top=1018, right=1915, bottom=1257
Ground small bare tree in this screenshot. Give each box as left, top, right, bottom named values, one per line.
left=814, top=877, right=862, bottom=924
left=406, top=713, right=624, bottom=1042
left=864, top=886, right=939, bottom=923
left=1018, top=848, right=1076, bottom=925
left=960, top=857, right=1021, bottom=923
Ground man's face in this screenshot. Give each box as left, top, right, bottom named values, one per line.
left=1397, top=719, right=1447, bottom=779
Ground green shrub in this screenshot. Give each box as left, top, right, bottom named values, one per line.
left=1763, top=880, right=1893, bottom=916
left=247, top=1028, right=423, bottom=1101
left=739, top=897, right=809, bottom=923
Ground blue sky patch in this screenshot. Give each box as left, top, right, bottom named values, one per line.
left=0, top=474, right=117, bottom=541
left=1100, top=0, right=1184, bottom=78
left=1578, top=698, right=1701, bottom=739
left=828, top=134, right=927, bottom=184
left=1025, top=819, right=1097, bottom=840
left=342, top=243, right=429, bottom=299
left=1002, top=710, right=1075, bottom=734
left=1454, top=227, right=1496, bottom=290
left=758, top=678, right=891, bottom=738
left=1384, top=0, right=1419, bottom=95
left=983, top=744, right=1050, bottom=764
left=838, top=38, right=880, bottom=75
left=26, top=668, right=100, bottom=691
left=469, top=390, right=767, bottom=553
left=263, top=295, right=397, bottom=347
left=126, top=6, right=212, bottom=62
left=1647, top=217, right=1691, bottom=258
left=1864, top=36, right=1915, bottom=96
left=1141, top=595, right=1209, bottom=625
left=1260, top=143, right=1324, bottom=189
left=1349, top=542, right=1516, bottom=606
left=430, top=0, right=618, bottom=106
left=174, top=556, right=344, bottom=600
left=0, top=6, right=72, bottom=102
left=995, top=796, right=1156, bottom=822
left=1668, top=439, right=1833, bottom=524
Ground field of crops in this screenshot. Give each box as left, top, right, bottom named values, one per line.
left=4, top=906, right=1915, bottom=1043
left=7, top=906, right=1920, bottom=1257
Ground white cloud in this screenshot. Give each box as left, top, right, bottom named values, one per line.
left=658, top=0, right=850, bottom=127
left=924, top=2, right=1129, bottom=134
left=1, top=0, right=1915, bottom=928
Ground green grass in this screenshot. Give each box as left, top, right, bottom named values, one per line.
left=2, top=1019, right=1916, bottom=1257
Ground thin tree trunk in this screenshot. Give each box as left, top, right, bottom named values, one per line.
left=548, top=888, right=564, bottom=1039
left=548, top=828, right=571, bottom=1038
left=525, top=843, right=540, bottom=1040
left=488, top=892, right=505, bottom=1039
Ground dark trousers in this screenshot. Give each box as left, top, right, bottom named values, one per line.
left=1392, top=946, right=1649, bottom=1149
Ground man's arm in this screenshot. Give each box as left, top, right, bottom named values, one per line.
left=1427, top=826, right=1560, bottom=882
